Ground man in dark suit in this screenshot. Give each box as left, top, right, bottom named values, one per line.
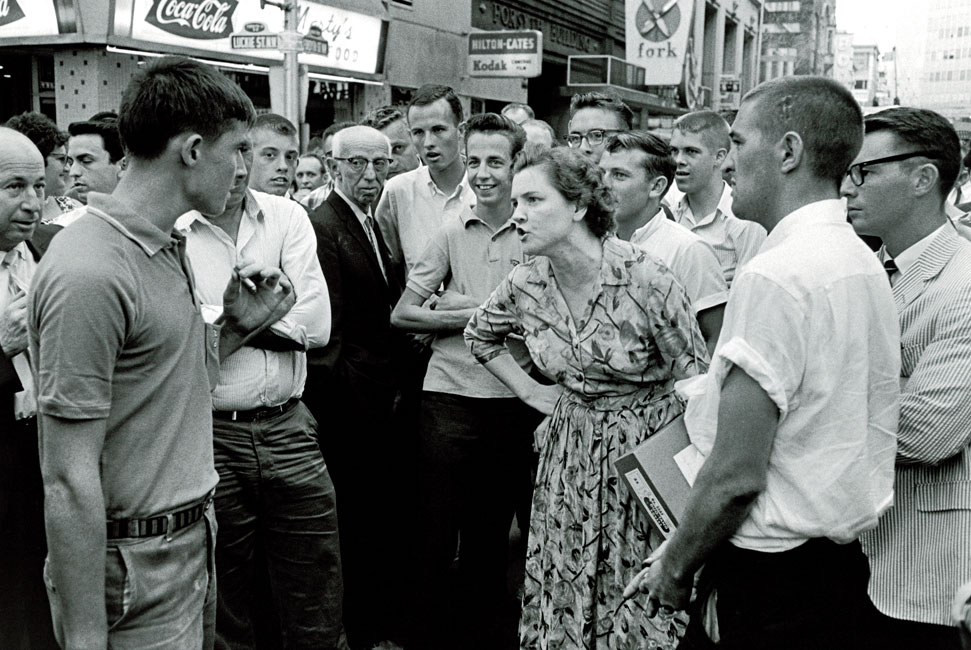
left=306, top=125, right=407, bottom=650
left=0, top=127, right=58, bottom=649
left=844, top=107, right=971, bottom=649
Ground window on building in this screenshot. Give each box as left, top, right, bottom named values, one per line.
left=764, top=1, right=801, bottom=11
left=948, top=70, right=954, bottom=80
left=854, top=80, right=868, bottom=89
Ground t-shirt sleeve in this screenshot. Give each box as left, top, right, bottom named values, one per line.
left=712, top=270, right=806, bottom=416
left=406, top=226, right=451, bottom=300
left=678, top=239, right=729, bottom=314
left=29, top=254, right=131, bottom=420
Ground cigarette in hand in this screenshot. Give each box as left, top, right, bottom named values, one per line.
left=235, top=269, right=258, bottom=293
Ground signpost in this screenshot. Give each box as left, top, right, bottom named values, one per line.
left=718, top=75, right=741, bottom=111
left=468, top=30, right=543, bottom=78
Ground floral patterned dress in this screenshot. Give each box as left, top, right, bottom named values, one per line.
left=465, top=237, right=708, bottom=650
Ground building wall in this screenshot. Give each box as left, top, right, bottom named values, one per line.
left=918, top=0, right=971, bottom=119
left=760, top=0, right=835, bottom=81
left=833, top=30, right=854, bottom=89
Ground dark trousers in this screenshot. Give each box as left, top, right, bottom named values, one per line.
left=412, top=391, right=542, bottom=650
left=212, top=402, right=343, bottom=650
left=864, top=602, right=962, bottom=650
left=305, top=368, right=410, bottom=649
left=679, top=538, right=873, bottom=650
left=0, top=416, right=58, bottom=650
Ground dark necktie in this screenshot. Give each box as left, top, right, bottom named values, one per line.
left=883, top=258, right=898, bottom=284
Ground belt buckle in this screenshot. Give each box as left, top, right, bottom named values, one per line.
left=164, top=512, right=176, bottom=542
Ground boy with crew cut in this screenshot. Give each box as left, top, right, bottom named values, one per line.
left=391, top=113, right=541, bottom=650
left=670, top=110, right=766, bottom=287
left=29, top=56, right=293, bottom=650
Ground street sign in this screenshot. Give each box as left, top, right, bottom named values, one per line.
left=719, top=75, right=741, bottom=111
left=231, top=32, right=279, bottom=49
left=468, top=30, right=542, bottom=78
left=302, top=35, right=329, bottom=56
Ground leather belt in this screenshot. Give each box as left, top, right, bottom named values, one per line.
left=107, top=491, right=213, bottom=540
left=212, top=397, right=300, bottom=423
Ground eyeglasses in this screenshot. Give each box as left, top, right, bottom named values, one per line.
left=334, top=157, right=392, bottom=173
left=566, top=129, right=621, bottom=148
left=844, top=150, right=938, bottom=187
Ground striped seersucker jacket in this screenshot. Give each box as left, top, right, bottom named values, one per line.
left=861, top=223, right=971, bottom=626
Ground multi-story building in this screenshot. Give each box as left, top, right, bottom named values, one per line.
left=917, top=0, right=971, bottom=120
left=0, top=0, right=762, bottom=141
left=833, top=30, right=854, bottom=89
left=760, top=0, right=836, bottom=81
left=851, top=44, right=880, bottom=107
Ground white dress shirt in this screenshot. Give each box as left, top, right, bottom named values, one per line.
left=1, top=243, right=36, bottom=419
left=675, top=182, right=767, bottom=287
left=375, top=165, right=474, bottom=277
left=680, top=199, right=900, bottom=552
left=630, top=209, right=729, bottom=314
left=177, top=189, right=331, bottom=411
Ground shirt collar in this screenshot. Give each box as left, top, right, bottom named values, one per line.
left=86, top=192, right=175, bottom=256
left=423, top=165, right=470, bottom=201
left=629, top=208, right=667, bottom=245
left=175, top=189, right=264, bottom=234
left=678, top=182, right=732, bottom=227
left=1, top=241, right=28, bottom=267
left=892, top=223, right=948, bottom=276
left=333, top=186, right=372, bottom=226
left=460, top=205, right=518, bottom=237
left=761, top=199, right=846, bottom=253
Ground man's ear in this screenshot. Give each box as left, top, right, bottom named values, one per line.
left=912, top=162, right=941, bottom=199
left=180, top=133, right=205, bottom=167
left=779, top=131, right=804, bottom=174
left=649, top=175, right=669, bottom=200
left=326, top=157, right=341, bottom=184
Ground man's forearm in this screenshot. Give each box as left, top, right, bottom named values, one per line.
left=392, top=303, right=476, bottom=333
left=44, top=472, right=109, bottom=649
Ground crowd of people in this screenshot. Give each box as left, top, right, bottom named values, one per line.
left=1, top=54, right=971, bottom=650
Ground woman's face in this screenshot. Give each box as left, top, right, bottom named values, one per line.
left=511, top=165, right=583, bottom=257
left=45, top=145, right=69, bottom=198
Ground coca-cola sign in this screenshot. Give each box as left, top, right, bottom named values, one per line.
left=145, top=0, right=237, bottom=40
left=0, top=0, right=26, bottom=28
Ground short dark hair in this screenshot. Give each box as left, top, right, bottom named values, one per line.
left=68, top=112, right=124, bottom=163
left=569, top=91, right=634, bottom=130
left=742, top=76, right=863, bottom=186
left=409, top=84, right=463, bottom=125
left=362, top=105, right=406, bottom=131
left=463, top=113, right=526, bottom=160
left=862, top=107, right=961, bottom=200
left=5, top=111, right=66, bottom=159
left=673, top=110, right=731, bottom=153
left=513, top=145, right=614, bottom=238
left=252, top=112, right=297, bottom=138
left=118, top=57, right=255, bottom=160
left=501, top=102, right=534, bottom=120
left=605, top=131, right=676, bottom=198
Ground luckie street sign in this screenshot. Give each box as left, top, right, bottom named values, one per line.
left=231, top=22, right=328, bottom=56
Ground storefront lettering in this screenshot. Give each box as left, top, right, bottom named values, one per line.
left=146, top=0, right=237, bottom=40
left=485, top=1, right=599, bottom=54
left=638, top=41, right=677, bottom=58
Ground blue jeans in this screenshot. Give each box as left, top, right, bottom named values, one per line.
left=212, top=401, right=343, bottom=650
left=45, top=503, right=217, bottom=649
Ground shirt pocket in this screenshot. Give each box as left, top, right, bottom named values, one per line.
left=915, top=481, right=971, bottom=512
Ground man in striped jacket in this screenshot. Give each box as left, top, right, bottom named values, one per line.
left=843, top=106, right=971, bottom=649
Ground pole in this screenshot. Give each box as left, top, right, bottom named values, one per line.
left=281, top=1, right=302, bottom=129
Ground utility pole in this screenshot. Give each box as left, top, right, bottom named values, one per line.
left=261, top=0, right=302, bottom=128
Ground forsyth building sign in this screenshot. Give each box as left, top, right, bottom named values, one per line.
left=124, top=0, right=385, bottom=74
left=625, top=0, right=694, bottom=86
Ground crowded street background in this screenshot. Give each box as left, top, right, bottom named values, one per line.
left=2, top=1, right=971, bottom=650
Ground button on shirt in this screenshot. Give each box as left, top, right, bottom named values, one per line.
left=680, top=199, right=900, bottom=552
left=630, top=209, right=728, bottom=314
left=375, top=165, right=475, bottom=278
left=408, top=207, right=530, bottom=398
left=1, top=243, right=36, bottom=419
left=177, top=189, right=331, bottom=411
left=675, top=182, right=767, bottom=287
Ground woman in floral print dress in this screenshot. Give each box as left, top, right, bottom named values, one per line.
left=464, top=147, right=708, bottom=650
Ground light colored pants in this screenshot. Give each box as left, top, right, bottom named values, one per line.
left=45, top=505, right=217, bottom=649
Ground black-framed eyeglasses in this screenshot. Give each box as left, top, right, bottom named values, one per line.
left=565, top=129, right=622, bottom=148
left=334, top=157, right=392, bottom=173
left=845, top=151, right=938, bottom=187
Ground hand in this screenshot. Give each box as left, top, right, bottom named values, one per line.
left=0, top=290, right=28, bottom=357
left=433, top=289, right=480, bottom=311
left=523, top=383, right=562, bottom=416
left=623, top=545, right=691, bottom=617
left=221, top=260, right=295, bottom=337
